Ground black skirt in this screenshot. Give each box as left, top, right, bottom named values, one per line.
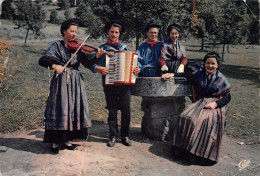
left=165, top=59, right=181, bottom=73
left=43, top=128, right=89, bottom=144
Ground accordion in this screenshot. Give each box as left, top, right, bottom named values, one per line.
left=105, top=51, right=138, bottom=85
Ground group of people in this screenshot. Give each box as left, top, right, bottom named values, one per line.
left=137, top=22, right=187, bottom=77
left=39, top=19, right=231, bottom=166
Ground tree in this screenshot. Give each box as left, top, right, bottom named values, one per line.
left=244, top=0, right=259, bottom=45
left=64, top=9, right=71, bottom=20
left=189, top=0, right=252, bottom=59
left=189, top=0, right=223, bottom=50
left=217, top=0, right=251, bottom=60
left=12, top=0, right=46, bottom=44
left=50, top=10, right=58, bottom=24
left=74, top=3, right=103, bottom=39
left=247, top=18, right=259, bottom=45
left=58, top=0, right=70, bottom=9
left=77, top=0, right=191, bottom=49
left=1, top=0, right=14, bottom=19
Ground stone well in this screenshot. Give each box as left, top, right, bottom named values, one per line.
left=131, top=77, right=192, bottom=141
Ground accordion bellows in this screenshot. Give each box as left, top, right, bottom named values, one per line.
left=105, top=51, right=138, bottom=85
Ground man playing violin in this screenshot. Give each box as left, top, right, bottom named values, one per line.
left=39, top=19, right=98, bottom=154
left=92, top=20, right=140, bottom=147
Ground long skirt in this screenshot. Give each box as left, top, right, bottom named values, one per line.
left=173, top=98, right=226, bottom=162
left=43, top=69, right=92, bottom=143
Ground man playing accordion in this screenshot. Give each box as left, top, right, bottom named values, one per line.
left=92, top=20, right=140, bottom=147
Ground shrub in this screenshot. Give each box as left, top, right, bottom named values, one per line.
left=50, top=10, right=58, bottom=24
left=0, top=39, right=12, bottom=85
left=64, top=9, right=71, bottom=20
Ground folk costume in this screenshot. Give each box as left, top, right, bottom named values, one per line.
left=172, top=66, right=231, bottom=164
left=137, top=40, right=163, bottom=77
left=137, top=22, right=163, bottom=77
left=158, top=38, right=187, bottom=74
left=92, top=40, right=132, bottom=140
left=159, top=24, right=187, bottom=74
left=39, top=40, right=94, bottom=144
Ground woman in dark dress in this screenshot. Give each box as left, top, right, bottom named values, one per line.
left=39, top=19, right=97, bottom=154
left=163, top=52, right=231, bottom=165
left=158, top=23, right=187, bottom=74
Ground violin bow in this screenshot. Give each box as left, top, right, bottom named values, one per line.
left=63, top=34, right=90, bottom=69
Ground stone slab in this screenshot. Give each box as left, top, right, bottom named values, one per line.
left=131, top=77, right=192, bottom=97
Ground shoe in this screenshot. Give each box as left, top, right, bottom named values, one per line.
left=63, top=143, right=76, bottom=150
left=107, top=137, right=117, bottom=147
left=51, top=146, right=60, bottom=154
left=122, top=137, right=132, bottom=146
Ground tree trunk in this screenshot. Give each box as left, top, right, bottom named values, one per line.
left=200, top=37, right=204, bottom=51
left=227, top=44, right=230, bottom=53
left=24, top=29, right=30, bottom=44
left=134, top=0, right=140, bottom=51
left=222, top=44, right=225, bottom=61
left=135, top=34, right=140, bottom=51
left=213, top=39, right=216, bottom=49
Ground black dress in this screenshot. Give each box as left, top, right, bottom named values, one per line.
left=39, top=40, right=95, bottom=143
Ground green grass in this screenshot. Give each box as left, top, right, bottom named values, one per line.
left=0, top=44, right=48, bottom=132
left=0, top=43, right=143, bottom=133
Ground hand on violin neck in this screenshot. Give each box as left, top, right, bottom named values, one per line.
left=52, top=64, right=65, bottom=75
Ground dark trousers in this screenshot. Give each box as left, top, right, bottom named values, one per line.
left=104, top=85, right=131, bottom=139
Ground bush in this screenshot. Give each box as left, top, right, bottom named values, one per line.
left=64, top=9, right=71, bottom=20
left=50, top=10, right=58, bottom=24
left=0, top=39, right=12, bottom=85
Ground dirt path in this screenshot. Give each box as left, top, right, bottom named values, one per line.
left=0, top=122, right=259, bottom=176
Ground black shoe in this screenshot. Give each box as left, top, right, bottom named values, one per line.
left=51, top=146, right=60, bottom=154
left=122, top=137, right=132, bottom=146
left=63, top=143, right=76, bottom=150
left=107, top=137, right=117, bottom=147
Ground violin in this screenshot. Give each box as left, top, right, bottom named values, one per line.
left=68, top=38, right=98, bottom=53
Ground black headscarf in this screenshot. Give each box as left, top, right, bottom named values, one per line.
left=104, top=20, right=124, bottom=34
left=60, top=19, right=78, bottom=36
left=144, top=22, right=161, bottom=33
left=203, top=52, right=222, bottom=69
left=167, top=23, right=181, bottom=36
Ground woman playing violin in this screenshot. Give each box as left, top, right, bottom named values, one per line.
left=39, top=19, right=98, bottom=154
left=92, top=20, right=140, bottom=147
